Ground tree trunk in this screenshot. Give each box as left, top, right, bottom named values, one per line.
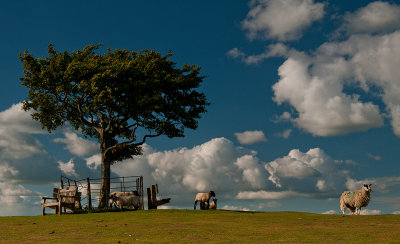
left=98, top=150, right=111, bottom=208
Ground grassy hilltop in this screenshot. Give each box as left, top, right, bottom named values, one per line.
left=1, top=210, right=400, bottom=243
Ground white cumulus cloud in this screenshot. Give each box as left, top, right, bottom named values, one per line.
left=238, top=148, right=358, bottom=200
left=0, top=103, right=46, bottom=135
left=0, top=104, right=99, bottom=185
left=236, top=190, right=311, bottom=200
left=0, top=103, right=47, bottom=159
left=221, top=205, right=251, bottom=211
left=0, top=181, right=41, bottom=216
left=269, top=2, right=400, bottom=137
left=112, top=138, right=264, bottom=194
left=234, top=155, right=267, bottom=189
left=272, top=52, right=384, bottom=136
left=360, top=209, right=381, bottom=215
left=341, top=1, right=400, bottom=35
left=227, top=43, right=292, bottom=65
left=54, top=132, right=98, bottom=157
left=234, top=2, right=400, bottom=138
left=242, top=0, right=324, bottom=41
left=85, top=154, right=101, bottom=170
left=58, top=159, right=79, bottom=177
left=345, top=176, right=400, bottom=192
left=234, top=130, right=267, bottom=145
left=113, top=142, right=374, bottom=206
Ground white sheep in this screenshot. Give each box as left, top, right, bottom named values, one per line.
left=208, top=198, right=217, bottom=210
left=109, top=191, right=140, bottom=210
left=110, top=194, right=140, bottom=211
left=340, top=184, right=372, bottom=215
left=194, top=191, right=215, bottom=210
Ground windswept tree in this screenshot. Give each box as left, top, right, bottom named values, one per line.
left=19, top=44, right=209, bottom=208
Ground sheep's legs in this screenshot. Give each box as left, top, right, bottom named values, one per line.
left=194, top=200, right=198, bottom=210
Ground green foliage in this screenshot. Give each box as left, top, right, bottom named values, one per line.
left=19, top=44, right=209, bottom=163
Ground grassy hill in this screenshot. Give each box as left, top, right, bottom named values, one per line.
left=1, top=210, right=399, bottom=243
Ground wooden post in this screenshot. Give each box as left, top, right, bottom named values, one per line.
left=151, top=185, right=157, bottom=210
left=87, top=177, right=92, bottom=213
left=147, top=187, right=153, bottom=210
left=122, top=176, right=125, bottom=193
left=154, top=184, right=159, bottom=194
left=141, top=177, right=144, bottom=210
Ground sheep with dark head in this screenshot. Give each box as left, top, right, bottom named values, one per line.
left=340, top=184, right=372, bottom=215
left=194, top=191, right=215, bottom=210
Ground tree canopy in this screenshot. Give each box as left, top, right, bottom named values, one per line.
left=19, top=44, right=209, bottom=207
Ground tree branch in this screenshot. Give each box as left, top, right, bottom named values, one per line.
left=77, top=103, right=101, bottom=133
left=103, top=131, right=161, bottom=157
left=132, top=133, right=161, bottom=147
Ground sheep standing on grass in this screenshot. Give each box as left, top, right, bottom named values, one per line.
left=194, top=191, right=216, bottom=210
left=109, top=191, right=140, bottom=210
left=340, top=184, right=372, bottom=215
left=208, top=198, right=217, bottom=210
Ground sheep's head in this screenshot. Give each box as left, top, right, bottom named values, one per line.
left=109, top=193, right=118, bottom=202
left=363, top=184, right=372, bottom=192
left=209, top=191, right=216, bottom=197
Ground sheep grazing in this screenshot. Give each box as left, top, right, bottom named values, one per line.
left=194, top=191, right=216, bottom=210
left=110, top=194, right=140, bottom=211
left=208, top=198, right=217, bottom=210
left=109, top=191, right=138, bottom=207
left=340, top=184, right=372, bottom=215
left=109, top=191, right=140, bottom=210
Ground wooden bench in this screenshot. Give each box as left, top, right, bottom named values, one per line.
left=41, top=188, right=60, bottom=215
left=42, top=187, right=82, bottom=215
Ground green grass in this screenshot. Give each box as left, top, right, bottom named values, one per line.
left=1, top=210, right=400, bottom=243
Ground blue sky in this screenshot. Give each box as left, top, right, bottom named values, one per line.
left=1, top=0, right=400, bottom=216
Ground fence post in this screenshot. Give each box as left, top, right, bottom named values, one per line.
left=147, top=187, right=153, bottom=210
left=87, top=177, right=92, bottom=213
left=140, top=177, right=143, bottom=210
left=122, top=176, right=125, bottom=193
left=151, top=184, right=157, bottom=210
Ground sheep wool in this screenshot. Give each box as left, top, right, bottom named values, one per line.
left=340, top=184, right=372, bottom=215
left=110, top=194, right=140, bottom=211
left=194, top=191, right=216, bottom=210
